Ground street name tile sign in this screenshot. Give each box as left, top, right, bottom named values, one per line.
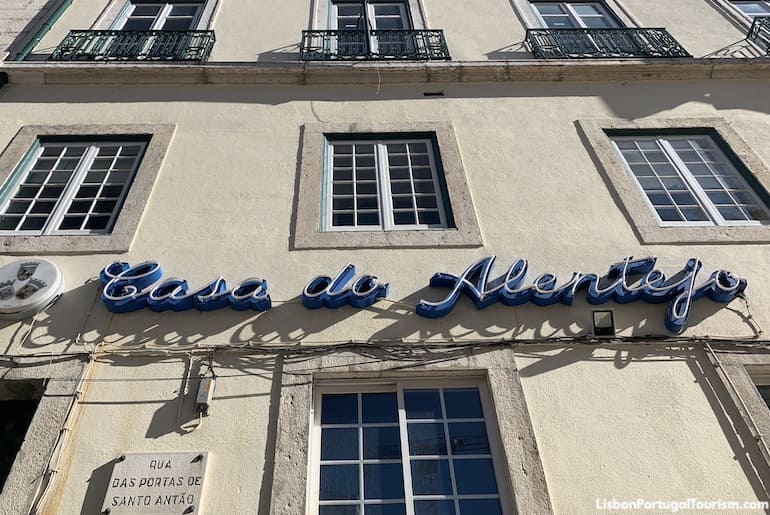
left=101, top=452, right=208, bottom=514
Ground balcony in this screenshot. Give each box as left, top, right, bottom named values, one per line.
left=49, top=30, right=215, bottom=62
left=525, top=28, right=690, bottom=59
left=748, top=17, right=770, bottom=55
left=300, top=30, right=450, bottom=61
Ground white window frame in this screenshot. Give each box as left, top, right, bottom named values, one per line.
left=530, top=1, right=622, bottom=28
left=611, top=134, right=770, bottom=228
left=324, top=138, right=450, bottom=232
left=114, top=1, right=205, bottom=30
left=330, top=0, right=413, bottom=30
left=308, top=379, right=512, bottom=515
left=367, top=2, right=411, bottom=30
left=330, top=1, right=413, bottom=55
left=0, top=140, right=147, bottom=236
left=730, top=1, right=770, bottom=18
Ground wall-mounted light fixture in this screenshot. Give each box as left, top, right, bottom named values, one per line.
left=592, top=310, right=615, bottom=337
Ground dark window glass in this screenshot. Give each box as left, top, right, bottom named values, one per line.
left=0, top=398, right=41, bottom=492
left=404, top=390, right=442, bottom=419
left=323, top=394, right=358, bottom=425
left=444, top=389, right=484, bottom=419
left=320, top=464, right=360, bottom=500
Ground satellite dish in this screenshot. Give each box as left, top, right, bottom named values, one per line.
left=0, top=258, right=64, bottom=320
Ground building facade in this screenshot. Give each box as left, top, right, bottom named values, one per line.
left=1, top=0, right=770, bottom=514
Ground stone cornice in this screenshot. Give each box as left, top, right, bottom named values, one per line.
left=2, top=58, right=770, bottom=86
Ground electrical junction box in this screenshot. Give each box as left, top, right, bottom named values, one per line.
left=195, top=377, right=215, bottom=412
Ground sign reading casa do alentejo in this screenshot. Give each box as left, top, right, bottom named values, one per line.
left=101, top=452, right=208, bottom=515
left=99, top=256, right=747, bottom=334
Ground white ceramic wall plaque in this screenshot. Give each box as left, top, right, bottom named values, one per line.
left=101, top=452, right=208, bottom=514
left=0, top=258, right=63, bottom=320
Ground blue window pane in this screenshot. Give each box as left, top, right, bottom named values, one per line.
left=323, top=394, right=358, bottom=425
left=321, top=464, right=360, bottom=500
left=449, top=422, right=490, bottom=455
left=408, top=423, right=447, bottom=455
left=362, top=392, right=398, bottom=423
left=364, top=426, right=401, bottom=459
left=364, top=463, right=405, bottom=500
left=320, top=506, right=361, bottom=515
left=443, top=388, right=483, bottom=419
left=404, top=390, right=442, bottom=419
left=453, top=459, right=498, bottom=495
left=415, top=500, right=456, bottom=515
left=322, top=427, right=359, bottom=460
left=365, top=504, right=406, bottom=515
left=458, top=499, right=502, bottom=515
left=411, top=460, right=452, bottom=495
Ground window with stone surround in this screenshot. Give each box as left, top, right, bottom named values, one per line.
left=0, top=139, right=148, bottom=236
left=294, top=122, right=482, bottom=249
left=324, top=137, right=450, bottom=231
left=610, top=134, right=770, bottom=227
left=310, top=382, right=507, bottom=515
left=577, top=118, right=770, bottom=244
left=0, top=125, right=174, bottom=253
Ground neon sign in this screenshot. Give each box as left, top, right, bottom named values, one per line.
left=415, top=256, right=747, bottom=333
left=100, top=262, right=271, bottom=313
left=99, top=257, right=747, bottom=334
left=302, top=263, right=389, bottom=309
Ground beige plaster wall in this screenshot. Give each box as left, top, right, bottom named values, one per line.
left=46, top=346, right=770, bottom=514
left=0, top=81, right=768, bottom=355
left=0, top=81, right=767, bottom=513
left=515, top=345, right=770, bottom=514
left=18, top=0, right=763, bottom=61
left=619, top=0, right=756, bottom=58
left=49, top=354, right=275, bottom=515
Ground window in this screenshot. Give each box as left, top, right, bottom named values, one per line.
left=530, top=1, right=621, bottom=28
left=333, top=2, right=411, bottom=31
left=331, top=1, right=414, bottom=56
left=0, top=139, right=148, bottom=236
left=0, top=125, right=172, bottom=253
left=731, top=1, right=770, bottom=18
left=312, top=384, right=505, bottom=515
left=325, top=137, right=449, bottom=231
left=0, top=359, right=85, bottom=514
left=295, top=122, right=482, bottom=249
left=611, top=134, right=770, bottom=226
left=115, top=1, right=204, bottom=30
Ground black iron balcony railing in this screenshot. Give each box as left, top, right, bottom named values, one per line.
left=748, top=17, right=770, bottom=55
left=526, top=28, right=690, bottom=59
left=49, top=30, right=215, bottom=62
left=300, top=29, right=450, bottom=61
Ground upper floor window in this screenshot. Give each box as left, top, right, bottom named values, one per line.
left=530, top=1, right=622, bottom=28
left=312, top=384, right=506, bottom=515
left=333, top=1, right=412, bottom=31
left=331, top=1, right=414, bottom=56
left=611, top=134, right=770, bottom=227
left=731, top=1, right=770, bottom=18
left=0, top=139, right=147, bottom=235
left=325, top=137, right=450, bottom=231
left=116, top=1, right=205, bottom=31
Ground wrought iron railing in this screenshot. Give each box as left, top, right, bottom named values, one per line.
left=748, top=17, right=770, bottom=55
left=300, top=29, right=450, bottom=61
left=49, top=30, right=215, bottom=62
left=525, top=28, right=690, bottom=59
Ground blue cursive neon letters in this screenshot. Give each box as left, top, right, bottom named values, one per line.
left=415, top=256, right=747, bottom=333
left=302, top=263, right=389, bottom=309
left=100, top=262, right=271, bottom=313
